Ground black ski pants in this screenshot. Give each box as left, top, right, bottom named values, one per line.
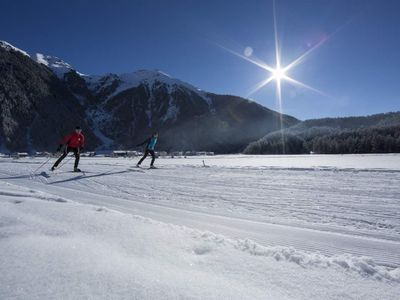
left=53, top=147, right=80, bottom=169
left=138, top=149, right=155, bottom=166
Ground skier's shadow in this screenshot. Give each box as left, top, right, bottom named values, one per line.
left=0, top=174, right=34, bottom=180
left=0, top=168, right=144, bottom=182
left=48, top=168, right=144, bottom=184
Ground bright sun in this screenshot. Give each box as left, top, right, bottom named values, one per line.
left=272, top=67, right=286, bottom=80
left=218, top=0, right=328, bottom=105
left=217, top=0, right=330, bottom=153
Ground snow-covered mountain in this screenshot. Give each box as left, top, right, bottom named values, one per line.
left=0, top=41, right=298, bottom=152
left=0, top=41, right=100, bottom=151
left=33, top=53, right=84, bottom=79
left=0, top=40, right=30, bottom=57
left=84, top=70, right=211, bottom=103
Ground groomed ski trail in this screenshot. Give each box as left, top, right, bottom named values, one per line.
left=0, top=156, right=399, bottom=269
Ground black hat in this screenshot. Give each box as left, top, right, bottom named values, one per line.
left=75, top=126, right=81, bottom=130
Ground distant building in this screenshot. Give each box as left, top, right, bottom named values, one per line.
left=169, top=151, right=215, bottom=157
left=81, top=151, right=96, bottom=157
left=170, top=151, right=184, bottom=157
left=12, top=152, right=29, bottom=158
left=157, top=151, right=168, bottom=157
left=195, top=151, right=214, bottom=156
left=35, top=152, right=51, bottom=157
left=112, top=150, right=141, bottom=157
left=112, top=150, right=128, bottom=157
left=196, top=151, right=207, bottom=156
left=127, top=151, right=141, bottom=157
left=184, top=151, right=197, bottom=156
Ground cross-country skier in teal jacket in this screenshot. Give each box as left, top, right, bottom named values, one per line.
left=136, top=132, right=158, bottom=168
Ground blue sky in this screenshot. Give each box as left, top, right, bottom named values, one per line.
left=1, top=0, right=399, bottom=120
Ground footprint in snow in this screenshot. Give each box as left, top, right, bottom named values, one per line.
left=193, top=244, right=213, bottom=255
left=95, top=207, right=108, bottom=212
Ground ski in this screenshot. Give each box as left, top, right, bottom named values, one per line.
left=134, top=165, right=158, bottom=170
left=49, top=169, right=89, bottom=176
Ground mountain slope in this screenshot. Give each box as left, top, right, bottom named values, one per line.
left=87, top=79, right=298, bottom=152
left=54, top=61, right=299, bottom=152
left=0, top=41, right=100, bottom=151
left=0, top=41, right=298, bottom=152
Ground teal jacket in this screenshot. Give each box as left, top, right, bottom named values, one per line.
left=137, top=136, right=157, bottom=150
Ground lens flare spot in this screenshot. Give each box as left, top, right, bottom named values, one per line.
left=244, top=47, right=253, bottom=57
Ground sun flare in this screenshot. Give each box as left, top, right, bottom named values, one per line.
left=271, top=67, right=286, bottom=80
left=217, top=0, right=329, bottom=105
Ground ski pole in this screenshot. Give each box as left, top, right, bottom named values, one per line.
left=32, top=156, right=52, bottom=174
left=58, top=155, right=73, bottom=169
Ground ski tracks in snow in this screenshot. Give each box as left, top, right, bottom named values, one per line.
left=0, top=156, right=400, bottom=269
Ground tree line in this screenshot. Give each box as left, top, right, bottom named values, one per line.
left=243, top=125, right=400, bottom=154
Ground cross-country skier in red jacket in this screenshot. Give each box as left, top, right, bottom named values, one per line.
left=51, top=126, right=85, bottom=172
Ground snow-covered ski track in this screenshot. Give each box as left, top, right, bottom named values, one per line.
left=0, top=155, right=399, bottom=299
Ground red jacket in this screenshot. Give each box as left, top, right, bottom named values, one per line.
left=61, top=132, right=85, bottom=149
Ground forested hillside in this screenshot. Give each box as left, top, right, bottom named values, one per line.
left=244, top=112, right=400, bottom=154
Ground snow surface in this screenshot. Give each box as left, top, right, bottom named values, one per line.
left=163, top=153, right=400, bottom=171
left=84, top=73, right=119, bottom=93
left=0, top=154, right=399, bottom=299
left=0, top=40, right=30, bottom=57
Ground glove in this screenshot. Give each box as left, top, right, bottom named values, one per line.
left=56, top=144, right=63, bottom=152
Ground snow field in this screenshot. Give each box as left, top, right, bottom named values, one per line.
left=1, top=183, right=399, bottom=300
left=0, top=154, right=400, bottom=299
